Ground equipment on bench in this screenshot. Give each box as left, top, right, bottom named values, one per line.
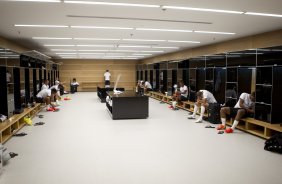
left=207, top=103, right=221, bottom=124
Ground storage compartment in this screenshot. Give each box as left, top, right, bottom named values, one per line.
left=227, top=68, right=237, bottom=82
left=255, top=103, right=272, bottom=123
left=2, top=127, right=11, bottom=142
left=256, top=67, right=272, bottom=85
left=247, top=123, right=265, bottom=137
left=256, top=85, right=272, bottom=104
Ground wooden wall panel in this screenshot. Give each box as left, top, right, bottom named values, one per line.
left=57, top=59, right=137, bottom=91
left=141, top=29, right=282, bottom=64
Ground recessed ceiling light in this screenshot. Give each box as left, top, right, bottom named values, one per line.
left=152, top=46, right=179, bottom=49
left=136, top=28, right=192, bottom=33
left=245, top=12, right=282, bottom=18
left=118, top=45, right=151, bottom=48
left=122, top=39, right=166, bottom=42
left=33, top=37, right=72, bottom=40
left=15, top=24, right=68, bottom=28
left=168, top=40, right=200, bottom=43
left=44, top=44, right=75, bottom=47
left=7, top=0, right=60, bottom=2
left=64, top=1, right=160, bottom=8
left=194, top=31, right=235, bottom=35
left=74, top=38, right=120, bottom=41
left=71, top=26, right=133, bottom=30
left=162, top=6, right=244, bottom=14
left=76, top=44, right=115, bottom=47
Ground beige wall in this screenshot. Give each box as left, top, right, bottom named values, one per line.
left=0, top=36, right=27, bottom=53
left=141, top=29, right=282, bottom=64
left=56, top=59, right=137, bottom=91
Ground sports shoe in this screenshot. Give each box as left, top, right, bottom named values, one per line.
left=195, top=118, right=203, bottom=123
left=47, top=107, right=54, bottom=111
left=225, top=128, right=234, bottom=133
left=216, top=124, right=226, bottom=130
left=168, top=105, right=173, bottom=109
left=187, top=115, right=196, bottom=119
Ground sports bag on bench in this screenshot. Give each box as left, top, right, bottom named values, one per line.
left=207, top=103, right=221, bottom=124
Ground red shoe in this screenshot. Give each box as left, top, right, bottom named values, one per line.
left=47, top=107, right=54, bottom=111
left=217, top=125, right=226, bottom=130
left=168, top=105, right=173, bottom=109
left=225, top=128, right=234, bottom=133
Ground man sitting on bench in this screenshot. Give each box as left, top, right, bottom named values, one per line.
left=217, top=92, right=255, bottom=133
left=188, top=90, right=217, bottom=123
left=170, top=81, right=189, bottom=109
left=36, top=88, right=59, bottom=110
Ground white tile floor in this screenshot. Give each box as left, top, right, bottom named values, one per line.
left=0, top=92, right=281, bottom=184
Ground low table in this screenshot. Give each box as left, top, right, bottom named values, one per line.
left=97, top=86, right=125, bottom=102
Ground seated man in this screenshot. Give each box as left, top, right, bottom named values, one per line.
left=188, top=89, right=217, bottom=123
left=71, top=78, right=79, bottom=93
left=36, top=88, right=59, bottom=110
left=143, top=81, right=152, bottom=93
left=170, top=81, right=188, bottom=109
left=41, top=79, right=49, bottom=90
left=217, top=92, right=255, bottom=133
left=50, top=80, right=61, bottom=99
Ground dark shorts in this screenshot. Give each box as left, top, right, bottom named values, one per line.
left=36, top=97, right=44, bottom=103
left=146, top=88, right=152, bottom=91
left=180, top=96, right=188, bottom=101
left=229, top=107, right=252, bottom=118
left=105, top=80, right=110, bottom=85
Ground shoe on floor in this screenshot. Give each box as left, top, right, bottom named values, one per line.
left=187, top=115, right=196, bottom=119
left=195, top=118, right=203, bottom=123
left=217, top=124, right=226, bottom=130
left=47, top=107, right=54, bottom=111
left=225, top=128, right=234, bottom=133
left=168, top=105, right=173, bottom=109
left=9, top=152, right=18, bottom=158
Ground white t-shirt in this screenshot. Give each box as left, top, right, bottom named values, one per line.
left=50, top=85, right=59, bottom=90
left=104, top=72, right=111, bottom=81
left=235, top=93, right=254, bottom=109
left=145, top=81, right=152, bottom=89
left=71, top=82, right=79, bottom=86
left=199, top=90, right=217, bottom=103
left=6, top=72, right=12, bottom=82
left=41, top=84, right=49, bottom=90
left=180, top=85, right=188, bottom=98
left=36, top=89, right=51, bottom=98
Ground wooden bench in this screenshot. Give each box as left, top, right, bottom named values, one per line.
left=226, top=117, right=282, bottom=139
left=0, top=103, right=42, bottom=144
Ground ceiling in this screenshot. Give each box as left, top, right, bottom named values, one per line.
left=0, top=0, right=282, bottom=60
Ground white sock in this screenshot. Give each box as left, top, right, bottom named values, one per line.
left=221, top=118, right=226, bottom=126
left=192, top=105, right=198, bottom=117
left=199, top=106, right=205, bottom=119
left=231, top=120, right=239, bottom=130
left=172, top=101, right=177, bottom=108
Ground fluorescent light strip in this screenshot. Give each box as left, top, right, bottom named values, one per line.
left=195, top=31, right=235, bottom=35
left=51, top=49, right=76, bottom=51
left=122, top=39, right=166, bottom=42
left=245, top=12, right=282, bottom=18
left=6, top=0, right=60, bottom=2
left=152, top=46, right=179, bottom=49
left=77, top=44, right=115, bottom=47
left=111, top=50, right=142, bottom=52
left=15, top=24, right=68, bottom=28
left=78, top=50, right=109, bottom=52
left=78, top=53, right=105, bottom=55
left=71, top=26, right=133, bottom=30
left=45, top=44, right=75, bottom=47
left=136, top=28, right=192, bottom=33
left=64, top=1, right=160, bottom=8
left=56, top=53, right=77, bottom=55
left=74, top=38, right=120, bottom=41
left=132, top=53, right=152, bottom=56
left=162, top=6, right=243, bottom=14
left=118, top=45, right=151, bottom=48
left=168, top=40, right=200, bottom=43
left=33, top=37, right=72, bottom=40
left=140, top=50, right=164, bottom=53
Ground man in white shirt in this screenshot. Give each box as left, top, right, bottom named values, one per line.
left=50, top=80, right=61, bottom=98
left=41, top=79, right=49, bottom=90
left=104, top=70, right=111, bottom=88
left=36, top=88, right=58, bottom=110
left=170, top=81, right=189, bottom=110
left=188, top=89, right=217, bottom=123
left=143, top=81, right=152, bottom=93
left=71, top=78, right=79, bottom=93
left=217, top=92, right=255, bottom=133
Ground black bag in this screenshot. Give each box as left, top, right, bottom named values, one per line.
left=264, top=133, right=282, bottom=154
left=207, top=103, right=221, bottom=124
